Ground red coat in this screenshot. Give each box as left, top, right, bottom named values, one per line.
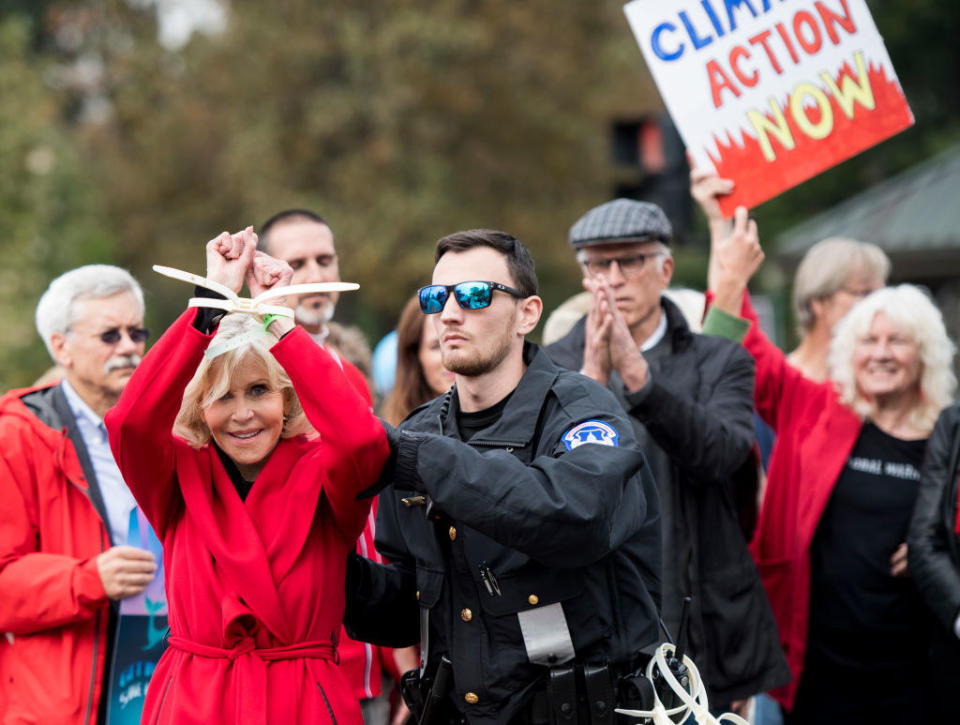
left=321, top=347, right=391, bottom=702
left=733, top=294, right=862, bottom=710
left=338, top=501, right=389, bottom=700
left=104, top=310, right=389, bottom=725
left=0, top=384, right=111, bottom=724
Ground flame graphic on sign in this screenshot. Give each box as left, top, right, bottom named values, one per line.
left=707, top=60, right=913, bottom=216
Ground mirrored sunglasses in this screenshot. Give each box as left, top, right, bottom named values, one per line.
left=418, top=281, right=524, bottom=314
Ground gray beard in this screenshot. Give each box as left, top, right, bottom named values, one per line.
left=295, top=301, right=335, bottom=328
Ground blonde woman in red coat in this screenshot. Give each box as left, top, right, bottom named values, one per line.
left=105, top=229, right=389, bottom=724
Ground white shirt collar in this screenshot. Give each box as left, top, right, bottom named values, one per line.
left=60, top=378, right=104, bottom=431
left=639, top=309, right=668, bottom=352
left=309, top=324, right=331, bottom=347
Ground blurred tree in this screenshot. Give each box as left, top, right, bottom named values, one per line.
left=82, top=1, right=653, bottom=334
left=0, top=0, right=956, bottom=388
left=0, top=14, right=114, bottom=391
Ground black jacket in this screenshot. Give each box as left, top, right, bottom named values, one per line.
left=346, top=342, right=661, bottom=724
left=545, top=298, right=789, bottom=703
left=908, top=403, right=960, bottom=664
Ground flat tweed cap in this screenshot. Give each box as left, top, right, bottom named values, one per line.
left=568, top=198, right=672, bottom=248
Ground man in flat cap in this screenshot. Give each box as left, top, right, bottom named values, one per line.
left=545, top=199, right=789, bottom=712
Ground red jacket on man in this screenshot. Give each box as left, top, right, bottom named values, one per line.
left=0, top=383, right=112, bottom=724
left=731, top=294, right=862, bottom=709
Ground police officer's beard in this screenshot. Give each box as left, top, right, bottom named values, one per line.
left=442, top=334, right=513, bottom=377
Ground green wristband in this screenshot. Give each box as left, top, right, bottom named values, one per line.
left=262, top=313, right=284, bottom=332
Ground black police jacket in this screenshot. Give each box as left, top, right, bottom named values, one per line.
left=908, top=402, right=960, bottom=674
left=345, top=342, right=661, bottom=724
left=545, top=297, right=789, bottom=703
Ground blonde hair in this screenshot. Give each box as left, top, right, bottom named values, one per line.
left=793, top=238, right=890, bottom=336
left=174, top=314, right=310, bottom=447
left=829, top=285, right=956, bottom=435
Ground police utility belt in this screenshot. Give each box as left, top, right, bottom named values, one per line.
left=401, top=599, right=639, bottom=725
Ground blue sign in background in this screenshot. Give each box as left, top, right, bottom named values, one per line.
left=106, top=509, right=168, bottom=725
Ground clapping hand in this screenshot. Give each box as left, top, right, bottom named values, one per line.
left=591, top=275, right=650, bottom=392
left=580, top=277, right=614, bottom=385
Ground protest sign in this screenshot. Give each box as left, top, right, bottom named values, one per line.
left=106, top=509, right=168, bottom=725
left=623, top=0, right=913, bottom=216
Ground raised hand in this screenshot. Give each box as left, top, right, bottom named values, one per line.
left=690, top=165, right=734, bottom=226
left=246, top=251, right=295, bottom=303
left=246, top=251, right=297, bottom=337
left=205, top=226, right=258, bottom=294
left=580, top=277, right=613, bottom=385
left=709, top=206, right=764, bottom=315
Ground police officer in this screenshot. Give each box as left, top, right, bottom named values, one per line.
left=346, top=229, right=662, bottom=724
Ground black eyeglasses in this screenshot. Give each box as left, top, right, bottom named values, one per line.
left=418, top=281, right=525, bottom=314
left=579, top=252, right=660, bottom=277
left=96, top=327, right=150, bottom=345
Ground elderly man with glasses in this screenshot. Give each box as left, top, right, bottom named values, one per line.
left=545, top=200, right=789, bottom=713
left=0, top=264, right=160, bottom=724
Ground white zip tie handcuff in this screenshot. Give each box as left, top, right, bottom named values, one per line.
left=152, top=265, right=360, bottom=358
left=615, top=643, right=749, bottom=725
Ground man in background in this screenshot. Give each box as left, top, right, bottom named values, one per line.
left=0, top=265, right=158, bottom=723
left=258, top=209, right=397, bottom=722
left=545, top=199, right=789, bottom=710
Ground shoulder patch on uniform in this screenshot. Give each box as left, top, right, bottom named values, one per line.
left=562, top=420, right=620, bottom=450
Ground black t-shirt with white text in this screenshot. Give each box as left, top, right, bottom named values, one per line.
left=807, top=422, right=928, bottom=668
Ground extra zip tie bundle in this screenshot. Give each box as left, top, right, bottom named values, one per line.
left=615, top=643, right=749, bottom=725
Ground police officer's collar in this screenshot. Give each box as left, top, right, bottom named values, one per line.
left=439, top=341, right=559, bottom=446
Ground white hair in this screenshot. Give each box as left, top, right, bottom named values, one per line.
left=829, top=285, right=955, bottom=435
left=35, top=265, right=145, bottom=359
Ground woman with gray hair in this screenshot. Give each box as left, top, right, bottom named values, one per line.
left=692, top=169, right=890, bottom=383
left=705, top=209, right=956, bottom=724
left=788, top=237, right=890, bottom=381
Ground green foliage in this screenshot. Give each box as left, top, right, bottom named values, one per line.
left=85, top=2, right=645, bottom=334
left=0, top=14, right=114, bottom=390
